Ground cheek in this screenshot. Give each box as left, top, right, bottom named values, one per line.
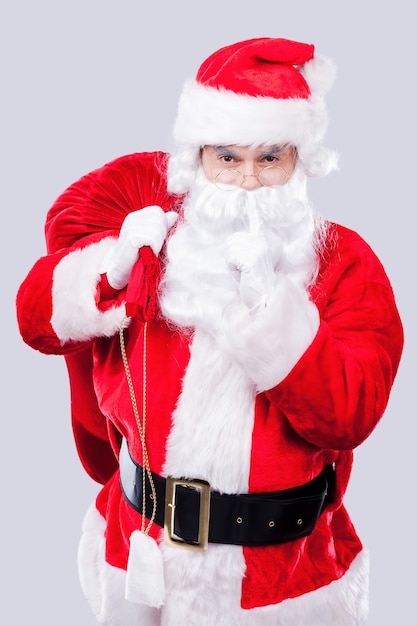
left=280, top=157, right=296, bottom=180
left=289, top=151, right=298, bottom=173
left=200, top=152, right=210, bottom=178
left=201, top=156, right=215, bottom=181
left=288, top=161, right=296, bottom=176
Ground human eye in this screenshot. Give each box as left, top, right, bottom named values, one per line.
left=258, top=149, right=282, bottom=165
left=257, top=154, right=280, bottom=168
left=208, top=146, right=239, bottom=167
left=262, top=154, right=279, bottom=163
left=259, top=146, right=293, bottom=166
left=220, top=153, right=234, bottom=164
left=216, top=149, right=238, bottom=166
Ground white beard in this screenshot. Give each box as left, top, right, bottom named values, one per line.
left=159, top=166, right=324, bottom=333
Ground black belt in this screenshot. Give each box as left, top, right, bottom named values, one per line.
left=119, top=438, right=335, bottom=551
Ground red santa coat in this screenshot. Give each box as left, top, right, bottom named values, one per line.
left=16, top=152, right=403, bottom=624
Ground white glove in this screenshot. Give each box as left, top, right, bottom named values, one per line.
left=103, top=206, right=178, bottom=290
left=225, top=232, right=276, bottom=311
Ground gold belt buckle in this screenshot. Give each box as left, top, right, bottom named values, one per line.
left=164, top=477, right=211, bottom=551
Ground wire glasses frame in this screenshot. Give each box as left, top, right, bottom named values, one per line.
left=214, top=165, right=291, bottom=191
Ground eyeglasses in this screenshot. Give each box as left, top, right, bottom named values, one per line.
left=214, top=165, right=291, bottom=191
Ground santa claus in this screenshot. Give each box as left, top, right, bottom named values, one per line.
left=16, top=38, right=403, bottom=625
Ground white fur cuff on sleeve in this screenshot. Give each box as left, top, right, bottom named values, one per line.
left=51, top=237, right=126, bottom=344
left=219, top=276, right=319, bottom=391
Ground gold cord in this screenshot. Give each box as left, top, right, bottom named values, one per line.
left=119, top=317, right=157, bottom=534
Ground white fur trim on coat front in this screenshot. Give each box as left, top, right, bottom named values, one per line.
left=51, top=237, right=126, bottom=344
left=215, top=274, right=320, bottom=392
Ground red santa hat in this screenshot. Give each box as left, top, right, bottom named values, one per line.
left=168, top=37, right=338, bottom=193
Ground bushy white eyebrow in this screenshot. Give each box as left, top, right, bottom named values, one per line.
left=211, top=145, right=237, bottom=155
left=210, top=145, right=286, bottom=158
left=256, top=146, right=287, bottom=158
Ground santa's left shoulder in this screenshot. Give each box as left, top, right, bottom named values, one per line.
left=319, top=221, right=394, bottom=280
left=310, top=220, right=403, bottom=332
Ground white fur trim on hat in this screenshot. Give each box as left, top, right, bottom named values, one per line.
left=173, top=80, right=325, bottom=149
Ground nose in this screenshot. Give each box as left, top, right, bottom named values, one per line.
left=240, top=161, right=262, bottom=190
left=240, top=175, right=261, bottom=190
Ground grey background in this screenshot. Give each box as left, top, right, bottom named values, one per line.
left=2, top=1, right=414, bottom=624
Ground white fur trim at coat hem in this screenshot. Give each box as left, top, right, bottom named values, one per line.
left=78, top=502, right=369, bottom=626
left=78, top=502, right=161, bottom=626
left=51, top=237, right=126, bottom=343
